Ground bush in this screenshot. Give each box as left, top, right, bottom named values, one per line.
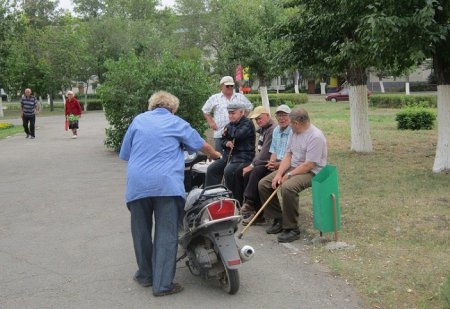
left=370, top=94, right=437, bottom=108
left=395, top=103, right=436, bottom=130
left=98, top=53, right=215, bottom=152
left=245, top=93, right=308, bottom=108
left=0, top=122, right=14, bottom=130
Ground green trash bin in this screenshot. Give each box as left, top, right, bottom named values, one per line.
left=312, top=165, right=341, bottom=236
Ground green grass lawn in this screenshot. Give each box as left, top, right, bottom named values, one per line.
left=295, top=99, right=449, bottom=309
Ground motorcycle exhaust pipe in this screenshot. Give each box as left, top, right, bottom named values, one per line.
left=239, top=245, right=255, bottom=262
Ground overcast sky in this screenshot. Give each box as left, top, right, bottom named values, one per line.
left=58, top=0, right=176, bottom=11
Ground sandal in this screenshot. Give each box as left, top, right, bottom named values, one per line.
left=153, top=283, right=184, bottom=297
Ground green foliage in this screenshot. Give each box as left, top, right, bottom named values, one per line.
left=99, top=53, right=215, bottom=151
left=217, top=0, right=291, bottom=84
left=395, top=104, right=436, bottom=130
left=84, top=100, right=103, bottom=111
left=370, top=94, right=437, bottom=108
left=0, top=122, right=14, bottom=130
left=245, top=93, right=307, bottom=107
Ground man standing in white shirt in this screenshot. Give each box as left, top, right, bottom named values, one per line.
left=202, top=76, right=253, bottom=153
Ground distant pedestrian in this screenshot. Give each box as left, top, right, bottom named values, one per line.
left=20, top=88, right=39, bottom=139
left=65, top=91, right=82, bottom=139
left=202, top=76, right=253, bottom=153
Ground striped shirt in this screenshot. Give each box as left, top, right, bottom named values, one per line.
left=202, top=92, right=253, bottom=138
left=269, top=125, right=292, bottom=161
left=21, top=95, right=38, bottom=116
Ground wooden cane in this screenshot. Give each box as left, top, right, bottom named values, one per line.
left=238, top=186, right=281, bottom=239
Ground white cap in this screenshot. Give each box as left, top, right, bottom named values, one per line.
left=220, top=76, right=235, bottom=86
left=275, top=104, right=291, bottom=114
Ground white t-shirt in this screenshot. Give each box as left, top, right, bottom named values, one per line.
left=202, top=92, right=253, bottom=138
left=286, top=124, right=327, bottom=175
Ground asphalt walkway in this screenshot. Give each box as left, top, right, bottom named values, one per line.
left=0, top=112, right=364, bottom=308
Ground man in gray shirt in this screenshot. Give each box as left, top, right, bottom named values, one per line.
left=258, top=108, right=327, bottom=243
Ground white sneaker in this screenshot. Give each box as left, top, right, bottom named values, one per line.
left=72, top=135, right=77, bottom=139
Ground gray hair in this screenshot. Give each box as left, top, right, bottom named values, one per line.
left=289, top=108, right=310, bottom=123
left=148, top=91, right=179, bottom=113
left=67, top=91, right=74, bottom=96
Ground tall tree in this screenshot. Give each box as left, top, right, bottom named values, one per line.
left=0, top=0, right=18, bottom=116
left=218, top=0, right=291, bottom=112
left=21, top=0, right=60, bottom=27
left=361, top=0, right=450, bottom=172
left=284, top=0, right=378, bottom=152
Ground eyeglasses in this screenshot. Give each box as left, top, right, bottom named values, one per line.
left=225, top=85, right=234, bottom=88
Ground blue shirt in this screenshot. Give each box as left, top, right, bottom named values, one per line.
left=269, top=125, right=292, bottom=161
left=119, top=108, right=205, bottom=202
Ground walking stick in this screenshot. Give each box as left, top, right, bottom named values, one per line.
left=221, top=138, right=235, bottom=185
left=238, top=186, right=281, bottom=239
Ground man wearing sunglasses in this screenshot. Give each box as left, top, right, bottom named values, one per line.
left=202, top=76, right=253, bottom=153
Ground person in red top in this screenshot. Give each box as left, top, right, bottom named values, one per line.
left=65, top=91, right=82, bottom=138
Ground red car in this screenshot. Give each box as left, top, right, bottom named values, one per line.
left=325, top=87, right=372, bottom=102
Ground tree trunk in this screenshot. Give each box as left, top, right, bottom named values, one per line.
left=433, top=84, right=450, bottom=172
left=84, top=80, right=89, bottom=112
left=294, top=70, right=299, bottom=94
left=0, top=97, right=4, bottom=117
left=260, top=86, right=270, bottom=115
left=320, top=82, right=326, bottom=94
left=258, top=76, right=271, bottom=116
left=405, top=75, right=410, bottom=95
left=378, top=76, right=385, bottom=93
left=349, top=85, right=373, bottom=152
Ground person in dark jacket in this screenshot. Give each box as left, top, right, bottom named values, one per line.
left=205, top=102, right=256, bottom=197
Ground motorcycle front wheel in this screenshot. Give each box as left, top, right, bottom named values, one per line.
left=219, top=265, right=240, bottom=294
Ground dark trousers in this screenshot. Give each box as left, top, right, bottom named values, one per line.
left=205, top=158, right=249, bottom=200
left=242, top=164, right=271, bottom=210
left=22, top=115, right=36, bottom=137
left=127, top=196, right=183, bottom=294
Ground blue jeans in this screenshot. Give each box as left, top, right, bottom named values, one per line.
left=127, top=196, right=183, bottom=294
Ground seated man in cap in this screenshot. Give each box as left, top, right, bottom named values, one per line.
left=232, top=105, right=275, bottom=213
left=205, top=102, right=255, bottom=197
left=202, top=76, right=253, bottom=153
left=240, top=105, right=292, bottom=225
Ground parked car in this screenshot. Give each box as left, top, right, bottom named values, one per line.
left=325, top=87, right=372, bottom=102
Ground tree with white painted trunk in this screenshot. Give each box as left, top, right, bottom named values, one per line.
left=283, top=1, right=376, bottom=152
left=362, top=1, right=450, bottom=172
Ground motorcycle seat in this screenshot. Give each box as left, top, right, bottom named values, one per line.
left=184, top=187, right=229, bottom=211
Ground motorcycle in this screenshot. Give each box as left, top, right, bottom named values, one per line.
left=179, top=151, right=255, bottom=294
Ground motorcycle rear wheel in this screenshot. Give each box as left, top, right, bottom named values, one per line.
left=219, top=266, right=239, bottom=294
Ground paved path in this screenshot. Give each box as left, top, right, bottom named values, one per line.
left=0, top=112, right=364, bottom=308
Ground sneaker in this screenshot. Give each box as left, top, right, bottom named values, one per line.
left=277, top=228, right=301, bottom=243
left=153, top=282, right=183, bottom=297
left=266, top=218, right=283, bottom=234
left=242, top=212, right=265, bottom=226
left=72, top=135, right=77, bottom=139
left=30, top=136, right=35, bottom=139
left=25, top=134, right=29, bottom=138
left=240, top=202, right=254, bottom=217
